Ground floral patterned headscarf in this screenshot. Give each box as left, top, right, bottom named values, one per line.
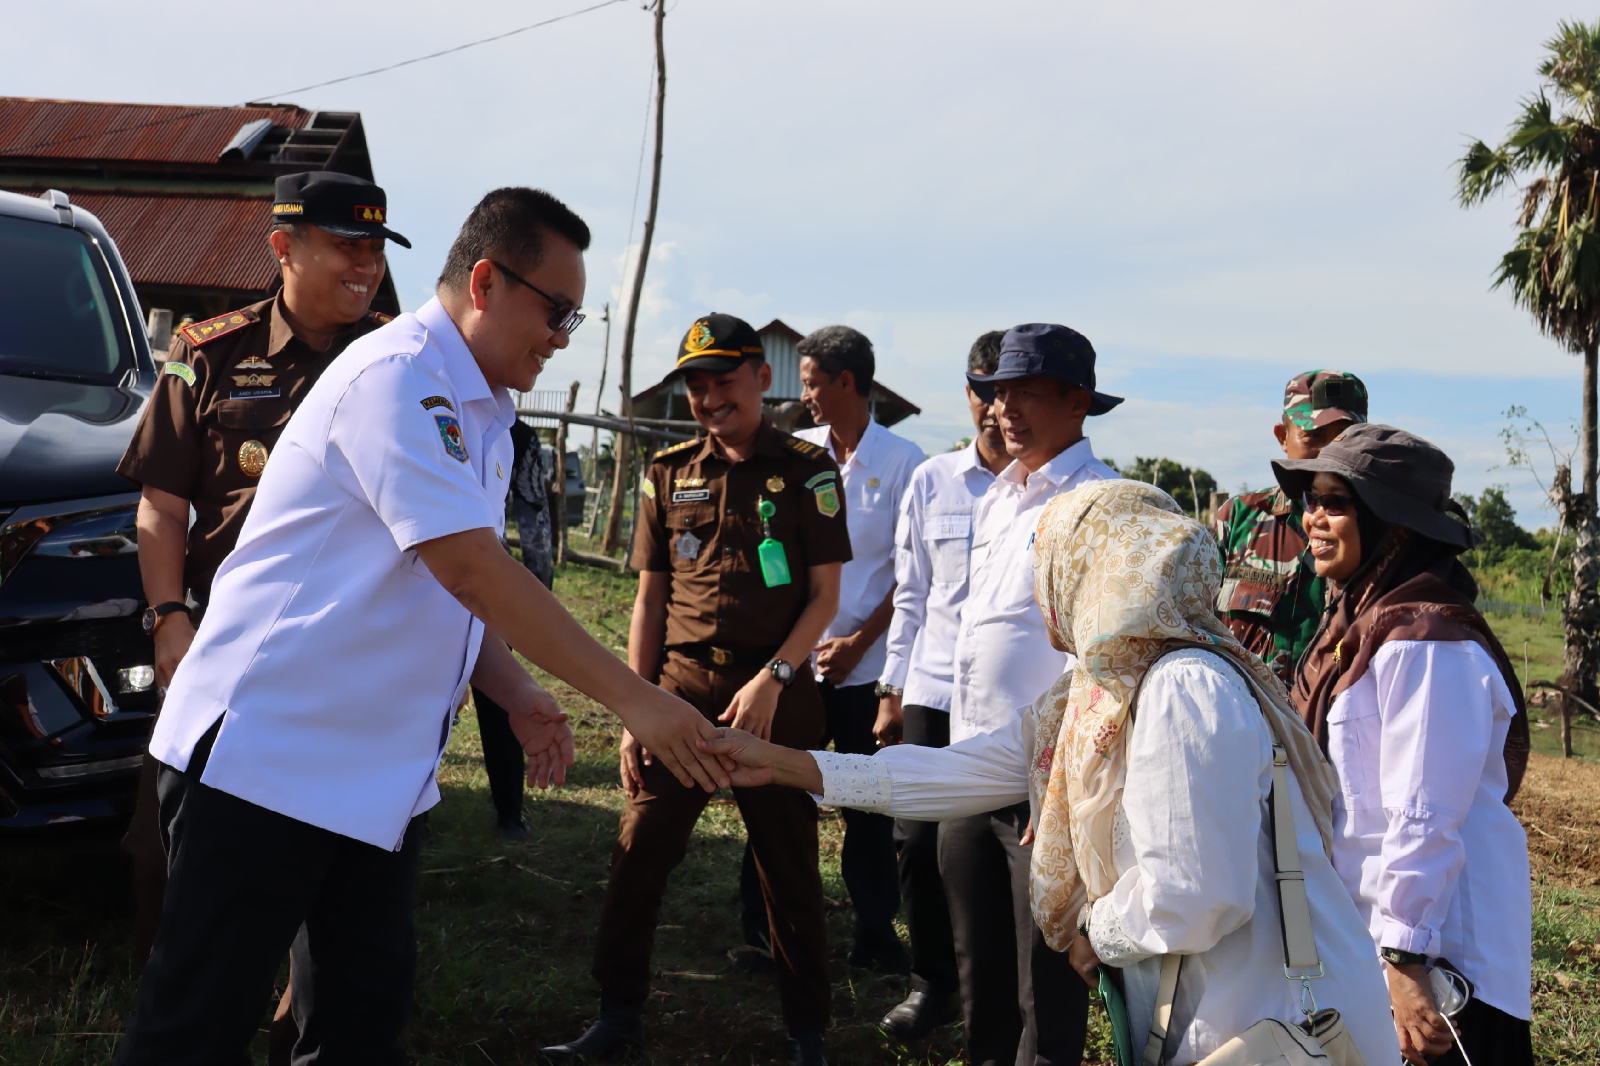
left=1024, top=479, right=1337, bottom=951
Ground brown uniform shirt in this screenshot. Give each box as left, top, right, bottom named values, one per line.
left=116, top=294, right=391, bottom=598
left=631, top=420, right=853, bottom=656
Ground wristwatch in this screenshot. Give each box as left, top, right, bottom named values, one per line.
left=875, top=682, right=904, bottom=699
left=141, top=601, right=191, bottom=635
left=1380, top=946, right=1429, bottom=968
left=765, top=657, right=795, bottom=688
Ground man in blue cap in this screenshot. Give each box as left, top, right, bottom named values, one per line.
left=940, top=323, right=1118, bottom=1066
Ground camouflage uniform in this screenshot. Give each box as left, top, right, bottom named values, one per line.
left=1214, top=370, right=1368, bottom=684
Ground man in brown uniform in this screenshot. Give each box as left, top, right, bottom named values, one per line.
left=114, top=171, right=407, bottom=1057
left=540, top=314, right=848, bottom=1066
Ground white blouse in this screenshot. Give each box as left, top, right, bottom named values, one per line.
left=814, top=649, right=1400, bottom=1065
left=1326, top=638, right=1532, bottom=1021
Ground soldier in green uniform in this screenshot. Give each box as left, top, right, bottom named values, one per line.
left=115, top=170, right=408, bottom=1062
left=540, top=314, right=850, bottom=1066
left=1212, top=369, right=1369, bottom=683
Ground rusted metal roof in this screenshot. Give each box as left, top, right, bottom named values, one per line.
left=0, top=98, right=309, bottom=164
left=62, top=190, right=278, bottom=292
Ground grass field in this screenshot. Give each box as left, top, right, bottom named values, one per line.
left=0, top=564, right=1595, bottom=1064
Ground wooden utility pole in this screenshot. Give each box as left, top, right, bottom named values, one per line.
left=588, top=301, right=612, bottom=487
left=602, top=0, right=667, bottom=556
left=551, top=380, right=580, bottom=565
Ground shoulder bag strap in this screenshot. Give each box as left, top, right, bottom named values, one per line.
left=1138, top=647, right=1324, bottom=1065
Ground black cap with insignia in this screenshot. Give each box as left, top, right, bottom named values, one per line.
left=664, top=313, right=765, bottom=381
left=271, top=172, right=411, bottom=248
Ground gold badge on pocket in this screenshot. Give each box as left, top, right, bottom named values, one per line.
left=238, top=440, right=269, bottom=477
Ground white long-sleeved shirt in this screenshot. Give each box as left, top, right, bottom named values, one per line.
left=878, top=443, right=998, bottom=710
left=950, top=438, right=1117, bottom=742
left=797, top=419, right=924, bottom=689
left=813, top=649, right=1400, bottom=1066
left=1326, top=638, right=1532, bottom=1021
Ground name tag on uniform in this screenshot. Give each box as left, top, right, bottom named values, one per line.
left=672, top=489, right=711, bottom=503
left=231, top=387, right=282, bottom=400
left=924, top=513, right=971, bottom=541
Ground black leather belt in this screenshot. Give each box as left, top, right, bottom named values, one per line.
left=670, top=643, right=774, bottom=669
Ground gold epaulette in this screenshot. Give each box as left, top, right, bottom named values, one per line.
left=653, top=438, right=699, bottom=459
left=784, top=436, right=827, bottom=460
left=177, top=309, right=258, bottom=346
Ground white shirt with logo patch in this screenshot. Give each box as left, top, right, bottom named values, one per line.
left=149, top=297, right=515, bottom=851
left=796, top=419, right=925, bottom=689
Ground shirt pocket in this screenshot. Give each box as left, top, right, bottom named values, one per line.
left=665, top=502, right=717, bottom=570
left=1325, top=696, right=1380, bottom=808
left=1219, top=563, right=1287, bottom=618
left=213, top=398, right=293, bottom=433
left=924, top=512, right=972, bottom=585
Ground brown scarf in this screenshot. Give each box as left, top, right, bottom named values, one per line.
left=1291, top=528, right=1530, bottom=802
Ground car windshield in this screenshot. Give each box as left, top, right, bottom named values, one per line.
left=0, top=214, right=132, bottom=384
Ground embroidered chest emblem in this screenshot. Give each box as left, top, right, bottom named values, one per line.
left=231, top=372, right=277, bottom=388
left=433, top=412, right=470, bottom=463
left=235, top=355, right=273, bottom=370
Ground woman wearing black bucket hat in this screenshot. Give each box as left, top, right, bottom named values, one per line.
left=1273, top=423, right=1533, bottom=1066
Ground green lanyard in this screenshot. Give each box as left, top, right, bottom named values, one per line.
left=756, top=497, right=791, bottom=587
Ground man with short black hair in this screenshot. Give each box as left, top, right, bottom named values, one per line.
left=873, top=329, right=1011, bottom=1042
left=792, top=325, right=925, bottom=973
left=114, top=187, right=732, bottom=1065
left=542, top=313, right=847, bottom=1066
left=1212, top=369, right=1370, bottom=684
left=117, top=169, right=409, bottom=1061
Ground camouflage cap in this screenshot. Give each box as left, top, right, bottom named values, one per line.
left=1283, top=370, right=1368, bottom=431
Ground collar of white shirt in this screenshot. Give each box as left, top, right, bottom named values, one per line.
left=995, top=436, right=1100, bottom=493
left=817, top=417, right=885, bottom=470
left=414, top=297, right=512, bottom=425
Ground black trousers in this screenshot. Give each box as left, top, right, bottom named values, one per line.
left=938, top=802, right=1086, bottom=1066
left=897, top=705, right=957, bottom=994
left=472, top=687, right=526, bottom=822
left=740, top=679, right=902, bottom=948
left=114, top=735, right=424, bottom=1066
left=1432, top=997, right=1533, bottom=1066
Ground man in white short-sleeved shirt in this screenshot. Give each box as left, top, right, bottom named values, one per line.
left=786, top=325, right=924, bottom=971
left=114, top=188, right=733, bottom=1066
left=941, top=323, right=1121, bottom=1066
left=869, top=330, right=1010, bottom=1042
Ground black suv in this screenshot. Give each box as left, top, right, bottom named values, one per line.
left=0, top=188, right=158, bottom=840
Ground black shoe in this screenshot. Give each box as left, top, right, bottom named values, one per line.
left=536, top=1013, right=644, bottom=1063
left=786, top=1028, right=829, bottom=1066
left=879, top=988, right=960, bottom=1041
left=847, top=933, right=911, bottom=975
left=496, top=815, right=528, bottom=841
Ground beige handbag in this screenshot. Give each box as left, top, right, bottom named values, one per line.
left=1140, top=744, right=1366, bottom=1066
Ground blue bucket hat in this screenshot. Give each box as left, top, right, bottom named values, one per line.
left=965, top=323, right=1123, bottom=416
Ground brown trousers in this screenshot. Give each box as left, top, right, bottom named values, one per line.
left=592, top=651, right=831, bottom=1030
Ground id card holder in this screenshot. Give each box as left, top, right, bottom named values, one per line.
left=757, top=537, right=792, bottom=587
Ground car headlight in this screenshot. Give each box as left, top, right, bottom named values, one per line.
left=117, top=665, right=155, bottom=693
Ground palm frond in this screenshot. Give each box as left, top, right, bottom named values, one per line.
left=1457, top=139, right=1516, bottom=205
left=1508, top=91, right=1574, bottom=171
left=1539, top=19, right=1600, bottom=125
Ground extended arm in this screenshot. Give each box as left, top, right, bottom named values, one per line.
left=416, top=528, right=729, bottom=791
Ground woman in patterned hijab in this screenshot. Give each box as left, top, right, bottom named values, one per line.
left=707, top=479, right=1396, bottom=1064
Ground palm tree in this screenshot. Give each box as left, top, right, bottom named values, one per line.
left=1458, top=19, right=1600, bottom=751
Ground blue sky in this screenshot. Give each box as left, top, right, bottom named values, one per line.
left=5, top=0, right=1587, bottom=528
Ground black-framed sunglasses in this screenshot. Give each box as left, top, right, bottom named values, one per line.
left=1301, top=489, right=1357, bottom=517
left=490, top=259, right=585, bottom=334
